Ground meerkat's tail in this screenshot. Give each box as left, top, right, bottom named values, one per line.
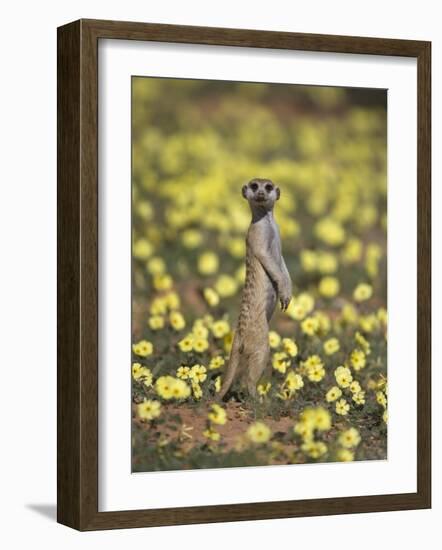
left=217, top=337, right=241, bottom=400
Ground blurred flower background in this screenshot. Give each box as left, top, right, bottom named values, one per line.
left=131, top=77, right=387, bottom=472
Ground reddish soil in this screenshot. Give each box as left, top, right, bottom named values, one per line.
left=133, top=401, right=295, bottom=454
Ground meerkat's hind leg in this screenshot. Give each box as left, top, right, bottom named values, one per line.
left=245, top=342, right=270, bottom=400
left=217, top=336, right=243, bottom=401
left=254, top=360, right=273, bottom=400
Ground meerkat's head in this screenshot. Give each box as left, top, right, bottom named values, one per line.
left=242, top=178, right=280, bottom=210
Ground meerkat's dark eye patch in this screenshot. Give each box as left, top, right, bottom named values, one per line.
left=250, top=182, right=258, bottom=192
left=265, top=184, right=274, bottom=192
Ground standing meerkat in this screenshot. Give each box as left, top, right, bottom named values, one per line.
left=218, top=178, right=292, bottom=400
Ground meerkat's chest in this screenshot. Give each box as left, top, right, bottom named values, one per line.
left=263, top=225, right=282, bottom=261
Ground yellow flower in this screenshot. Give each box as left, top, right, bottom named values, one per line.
left=135, top=200, right=153, bottom=221
left=318, top=276, right=340, bottom=298
left=339, top=427, right=361, bottom=448
left=314, top=311, right=331, bottom=334
left=353, top=283, right=373, bottom=302
left=294, top=421, right=314, bottom=441
left=153, top=273, right=173, bottom=291
left=301, top=355, right=325, bottom=382
left=341, top=303, right=358, bottom=324
left=192, top=321, right=209, bottom=339
left=299, top=407, right=331, bottom=431
left=341, top=238, right=362, bottom=264
left=272, top=351, right=290, bottom=374
left=137, top=399, right=161, bottom=421
left=214, top=376, right=222, bottom=392
left=132, top=364, right=153, bottom=388
left=209, top=356, right=225, bottom=370
left=317, top=251, right=338, bottom=274
left=171, top=378, right=191, bottom=399
left=302, top=440, right=327, bottom=459
left=352, top=391, right=366, bottom=405
left=355, top=331, right=371, bottom=354
left=132, top=340, right=153, bottom=357
left=247, top=422, right=272, bottom=444
left=176, top=366, right=190, bottom=379
left=336, top=448, right=354, bottom=462
left=350, top=349, right=366, bottom=371
left=377, top=308, right=388, bottom=326
left=269, top=331, right=281, bottom=348
left=149, top=296, right=167, bottom=315
left=257, top=382, right=272, bottom=396
left=383, top=409, right=388, bottom=424
left=155, top=376, right=176, bottom=399
left=198, top=251, right=219, bottom=275
left=203, top=287, right=220, bottom=307
left=335, top=398, right=350, bottom=415
left=301, top=316, right=319, bottom=336
left=313, top=407, right=332, bottom=431
left=211, top=320, right=230, bottom=339
left=214, top=274, right=238, bottom=297
left=284, top=371, right=304, bottom=391
left=132, top=362, right=148, bottom=381
left=227, top=237, right=245, bottom=258
left=193, top=337, right=209, bottom=353
left=189, top=364, right=207, bottom=383
left=169, top=311, right=186, bottom=331
left=323, top=337, right=340, bottom=355
left=164, top=292, right=180, bottom=310
left=156, top=376, right=190, bottom=400
left=282, top=338, right=298, bottom=357
left=286, top=300, right=306, bottom=321
left=334, top=366, right=353, bottom=388
left=365, top=243, right=382, bottom=277
left=178, top=334, right=194, bottom=352
left=315, top=217, right=345, bottom=246
left=223, top=331, right=234, bottom=353
left=349, top=380, right=362, bottom=394
left=192, top=381, right=203, bottom=400
left=178, top=379, right=192, bottom=398
left=203, top=426, right=220, bottom=441
left=146, top=256, right=165, bottom=275
left=307, top=363, right=325, bottom=382
left=208, top=404, right=227, bottom=425
left=297, top=292, right=315, bottom=313
left=300, top=249, right=317, bottom=272
left=133, top=238, right=153, bottom=260
left=148, top=315, right=165, bottom=330
left=326, top=386, right=342, bottom=402
left=376, top=391, right=387, bottom=408
left=181, top=229, right=203, bottom=248
left=235, top=264, right=246, bottom=283
left=359, top=314, right=379, bottom=333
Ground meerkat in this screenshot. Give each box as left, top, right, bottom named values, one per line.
left=218, top=178, right=292, bottom=400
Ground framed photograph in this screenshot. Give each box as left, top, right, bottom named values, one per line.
left=57, top=19, right=431, bottom=530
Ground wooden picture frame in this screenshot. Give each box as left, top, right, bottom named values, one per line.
left=57, top=18, right=431, bottom=531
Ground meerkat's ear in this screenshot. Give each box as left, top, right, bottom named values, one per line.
left=242, top=185, right=248, bottom=199
left=275, top=187, right=281, bottom=200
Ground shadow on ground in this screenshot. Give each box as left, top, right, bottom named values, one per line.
left=26, top=504, right=57, bottom=521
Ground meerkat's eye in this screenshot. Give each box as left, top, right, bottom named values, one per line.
left=250, top=183, right=258, bottom=192
left=265, top=184, right=274, bottom=192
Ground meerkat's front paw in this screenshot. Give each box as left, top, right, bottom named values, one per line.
left=279, top=293, right=292, bottom=312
